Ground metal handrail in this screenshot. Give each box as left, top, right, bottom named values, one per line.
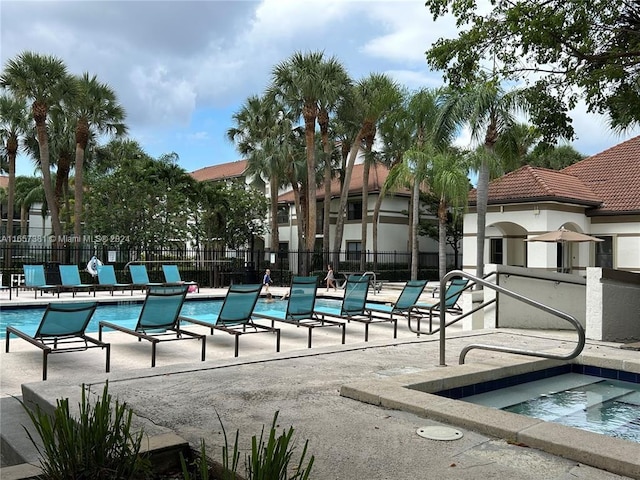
left=430, top=270, right=585, bottom=366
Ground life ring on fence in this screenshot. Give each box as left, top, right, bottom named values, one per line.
left=87, top=256, right=103, bottom=277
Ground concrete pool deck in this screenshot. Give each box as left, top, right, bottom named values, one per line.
left=1, top=287, right=639, bottom=479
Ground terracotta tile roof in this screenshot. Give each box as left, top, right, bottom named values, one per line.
left=471, top=135, right=640, bottom=214
left=562, top=135, right=640, bottom=214
left=0, top=175, right=7, bottom=189
left=190, top=160, right=247, bottom=182
left=469, top=165, right=602, bottom=207
left=277, top=162, right=409, bottom=203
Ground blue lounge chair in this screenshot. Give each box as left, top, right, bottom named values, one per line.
left=253, top=276, right=345, bottom=348
left=22, top=265, right=59, bottom=299
left=5, top=302, right=110, bottom=380
left=97, top=265, right=133, bottom=295
left=180, top=284, right=280, bottom=357
left=162, top=264, right=199, bottom=292
left=408, top=278, right=469, bottom=335
left=99, top=285, right=205, bottom=367
left=59, top=265, right=95, bottom=297
left=128, top=264, right=163, bottom=292
left=314, top=274, right=377, bottom=341
left=363, top=279, right=428, bottom=338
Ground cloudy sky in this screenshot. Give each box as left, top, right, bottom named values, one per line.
left=2, top=0, right=638, bottom=177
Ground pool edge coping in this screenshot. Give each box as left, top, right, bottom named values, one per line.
left=340, top=353, right=640, bottom=479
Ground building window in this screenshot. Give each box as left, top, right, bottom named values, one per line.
left=346, top=241, right=361, bottom=261
left=490, top=238, right=503, bottom=264
left=595, top=236, right=613, bottom=268
left=277, top=206, right=289, bottom=224
left=347, top=201, right=362, bottom=220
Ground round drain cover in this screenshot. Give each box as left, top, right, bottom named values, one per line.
left=416, top=426, right=463, bottom=441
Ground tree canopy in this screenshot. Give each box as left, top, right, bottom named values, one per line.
left=424, top=0, right=640, bottom=138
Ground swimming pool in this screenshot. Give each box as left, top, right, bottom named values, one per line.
left=0, top=298, right=342, bottom=339
left=342, top=355, right=640, bottom=478
left=458, top=370, right=640, bottom=443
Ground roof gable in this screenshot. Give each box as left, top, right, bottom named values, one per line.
left=190, top=160, right=248, bottom=182
left=474, top=135, right=640, bottom=214
left=470, top=165, right=601, bottom=206
left=562, top=135, right=640, bottom=213
left=277, top=162, right=409, bottom=203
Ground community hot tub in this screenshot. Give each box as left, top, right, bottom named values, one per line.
left=340, top=353, right=640, bottom=478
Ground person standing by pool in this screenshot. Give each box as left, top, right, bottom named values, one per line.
left=324, top=265, right=336, bottom=291
left=263, top=268, right=272, bottom=293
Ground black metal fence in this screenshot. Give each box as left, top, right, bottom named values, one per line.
left=0, top=243, right=462, bottom=288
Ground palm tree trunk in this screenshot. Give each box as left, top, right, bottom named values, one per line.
left=303, top=113, right=317, bottom=259
left=475, top=159, right=490, bottom=279
left=6, top=137, right=17, bottom=267
left=411, top=179, right=420, bottom=280
left=332, top=134, right=363, bottom=268
left=438, top=198, right=448, bottom=280
left=359, top=159, right=370, bottom=271
left=371, top=191, right=384, bottom=271
left=322, top=149, right=332, bottom=266
left=270, top=175, right=280, bottom=257
left=34, top=117, right=63, bottom=241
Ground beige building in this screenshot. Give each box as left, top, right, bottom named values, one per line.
left=464, top=135, right=640, bottom=275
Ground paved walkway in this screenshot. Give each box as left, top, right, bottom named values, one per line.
left=1, top=286, right=637, bottom=479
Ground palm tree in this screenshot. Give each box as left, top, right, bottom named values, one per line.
left=72, top=72, right=127, bottom=238
left=381, top=88, right=458, bottom=279
left=0, top=93, right=29, bottom=250
left=442, top=79, right=529, bottom=278
left=0, top=51, right=74, bottom=241
left=227, top=94, right=295, bottom=257
left=270, top=51, right=330, bottom=273
left=14, top=176, right=44, bottom=235
left=331, top=74, right=402, bottom=270
left=316, top=59, right=351, bottom=261
left=413, top=148, right=469, bottom=279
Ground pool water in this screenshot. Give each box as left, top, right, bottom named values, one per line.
left=462, top=372, right=640, bottom=443
left=0, top=298, right=341, bottom=339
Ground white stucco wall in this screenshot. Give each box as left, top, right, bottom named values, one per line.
left=464, top=203, right=640, bottom=273
left=586, top=268, right=640, bottom=342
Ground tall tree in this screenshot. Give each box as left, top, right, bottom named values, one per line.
left=0, top=51, right=74, bottom=241
left=331, top=73, right=402, bottom=269
left=14, top=176, right=43, bottom=235
left=227, top=94, right=296, bottom=257
left=441, top=80, right=529, bottom=278
left=0, top=93, right=29, bottom=248
left=316, top=59, right=351, bottom=262
left=424, top=0, right=639, bottom=135
left=271, top=51, right=333, bottom=273
left=71, top=72, right=127, bottom=238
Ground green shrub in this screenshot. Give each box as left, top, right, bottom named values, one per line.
left=22, top=381, right=151, bottom=480
left=181, top=411, right=313, bottom=480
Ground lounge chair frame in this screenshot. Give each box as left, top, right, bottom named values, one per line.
left=180, top=284, right=280, bottom=357
left=162, top=264, right=199, bottom=292
left=59, top=265, right=95, bottom=297
left=5, top=302, right=110, bottom=380
left=22, top=265, right=60, bottom=299
left=408, top=278, right=469, bottom=335
left=254, top=276, right=345, bottom=348
left=315, top=274, right=380, bottom=341
left=363, top=279, right=428, bottom=338
left=98, top=285, right=205, bottom=367
left=128, top=264, right=164, bottom=293
left=97, top=264, right=134, bottom=296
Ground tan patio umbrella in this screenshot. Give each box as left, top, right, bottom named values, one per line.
left=526, top=227, right=603, bottom=272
